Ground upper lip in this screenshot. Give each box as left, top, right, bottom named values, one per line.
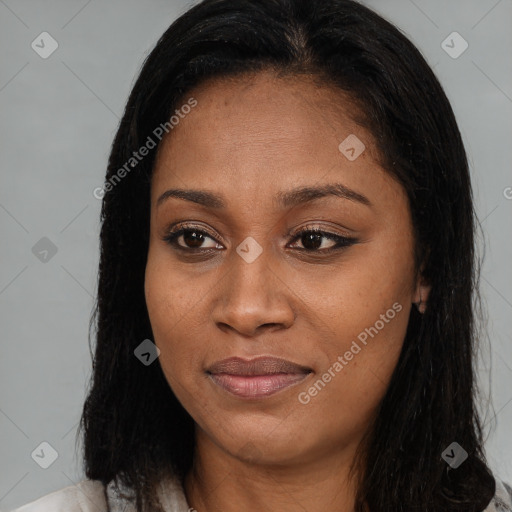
left=206, top=356, right=312, bottom=376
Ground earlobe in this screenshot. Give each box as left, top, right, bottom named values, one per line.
left=413, top=280, right=431, bottom=314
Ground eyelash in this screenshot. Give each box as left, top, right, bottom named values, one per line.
left=161, top=223, right=357, bottom=255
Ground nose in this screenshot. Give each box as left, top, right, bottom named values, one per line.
left=211, top=245, right=296, bottom=337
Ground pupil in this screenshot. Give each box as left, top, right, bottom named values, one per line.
left=303, top=232, right=322, bottom=250
left=183, top=230, right=204, bottom=248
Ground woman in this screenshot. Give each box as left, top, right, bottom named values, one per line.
left=13, top=0, right=512, bottom=511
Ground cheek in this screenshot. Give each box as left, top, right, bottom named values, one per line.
left=145, top=253, right=188, bottom=319
left=289, top=241, right=413, bottom=409
left=145, top=243, right=209, bottom=332
left=323, top=300, right=407, bottom=387
left=287, top=243, right=413, bottom=343
left=294, top=303, right=408, bottom=443
left=144, top=255, right=197, bottom=373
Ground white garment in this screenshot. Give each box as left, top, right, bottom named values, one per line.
left=10, top=475, right=512, bottom=512
left=10, top=474, right=191, bottom=512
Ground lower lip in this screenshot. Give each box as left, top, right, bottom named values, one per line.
left=208, top=373, right=310, bottom=399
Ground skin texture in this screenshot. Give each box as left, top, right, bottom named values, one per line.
left=145, top=71, right=430, bottom=512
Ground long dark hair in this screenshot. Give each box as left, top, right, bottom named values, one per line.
left=80, top=0, right=495, bottom=510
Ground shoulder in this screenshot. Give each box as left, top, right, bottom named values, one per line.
left=484, top=479, right=512, bottom=512
left=10, top=480, right=106, bottom=512
left=10, top=474, right=190, bottom=512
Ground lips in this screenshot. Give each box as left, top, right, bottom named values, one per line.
left=206, top=356, right=312, bottom=399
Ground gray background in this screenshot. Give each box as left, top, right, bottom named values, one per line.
left=1, top=0, right=511, bottom=508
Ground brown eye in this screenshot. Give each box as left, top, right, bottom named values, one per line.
left=182, top=230, right=207, bottom=248
left=300, top=231, right=324, bottom=250
left=162, top=224, right=357, bottom=255
left=288, top=228, right=357, bottom=252
left=163, top=227, right=222, bottom=251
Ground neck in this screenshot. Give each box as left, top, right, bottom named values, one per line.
left=183, top=430, right=362, bottom=512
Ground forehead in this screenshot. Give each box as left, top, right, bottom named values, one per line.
left=150, top=71, right=400, bottom=210
left=156, top=72, right=374, bottom=157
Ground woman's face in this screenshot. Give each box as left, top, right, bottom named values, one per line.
left=145, top=72, right=426, bottom=466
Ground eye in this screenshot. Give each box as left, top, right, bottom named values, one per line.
left=162, top=225, right=223, bottom=251
left=162, top=224, right=358, bottom=254
left=287, top=227, right=357, bottom=253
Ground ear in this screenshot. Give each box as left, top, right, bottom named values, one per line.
left=413, top=274, right=431, bottom=314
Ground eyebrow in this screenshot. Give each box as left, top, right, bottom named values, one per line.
left=156, top=182, right=371, bottom=209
